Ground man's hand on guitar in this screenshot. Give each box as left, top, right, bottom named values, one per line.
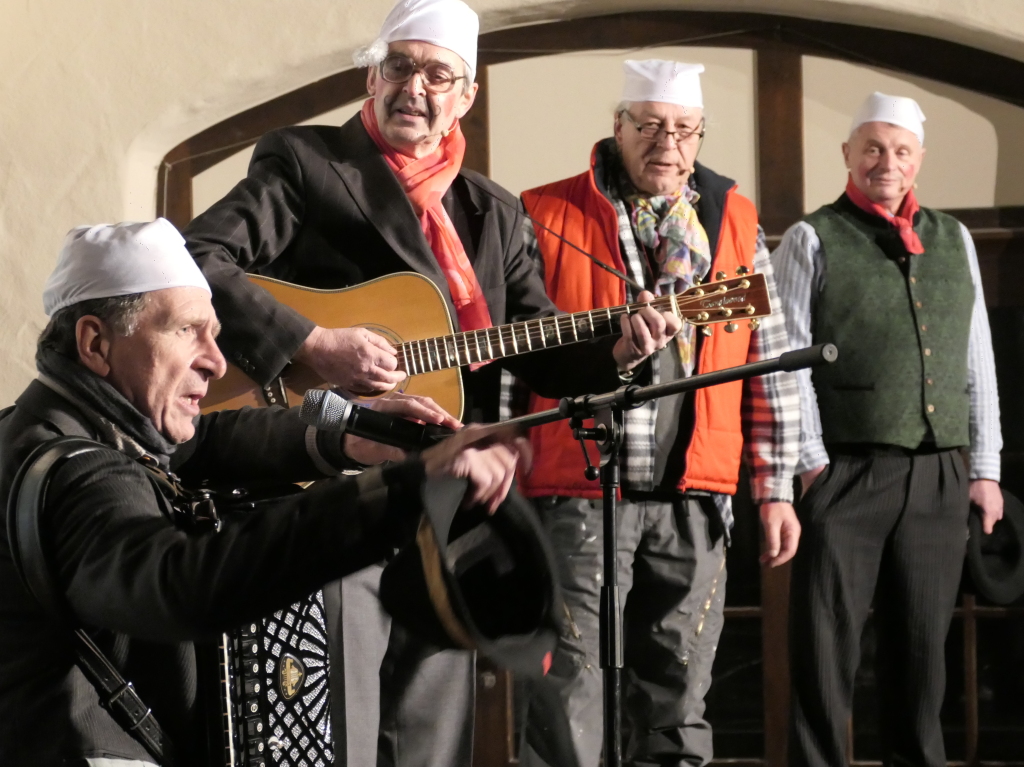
left=297, top=326, right=407, bottom=394
left=422, top=424, right=533, bottom=513
left=343, top=393, right=462, bottom=465
left=613, top=290, right=684, bottom=373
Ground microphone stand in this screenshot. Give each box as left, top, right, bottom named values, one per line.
left=500, top=342, right=838, bottom=767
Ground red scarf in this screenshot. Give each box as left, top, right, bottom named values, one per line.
left=360, top=100, right=494, bottom=350
left=844, top=176, right=924, bottom=254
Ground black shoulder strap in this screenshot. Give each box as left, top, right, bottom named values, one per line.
left=7, top=436, right=168, bottom=765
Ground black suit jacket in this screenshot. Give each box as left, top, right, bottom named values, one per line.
left=184, top=115, right=620, bottom=424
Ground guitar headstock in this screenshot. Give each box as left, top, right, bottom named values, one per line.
left=676, top=272, right=772, bottom=328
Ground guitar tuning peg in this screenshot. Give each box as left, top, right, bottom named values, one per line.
left=694, top=276, right=703, bottom=286
left=724, top=322, right=739, bottom=333
left=736, top=265, right=750, bottom=275
left=715, top=271, right=727, bottom=282
left=702, top=325, right=713, bottom=337
left=748, top=318, right=761, bottom=331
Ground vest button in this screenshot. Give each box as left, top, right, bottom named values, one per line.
left=898, top=257, right=906, bottom=264
left=920, top=324, right=927, bottom=332
left=927, top=404, right=936, bottom=413
left=916, top=301, right=923, bottom=308
left=926, top=378, right=934, bottom=385
left=924, top=348, right=932, bottom=356
left=910, top=276, right=917, bottom=284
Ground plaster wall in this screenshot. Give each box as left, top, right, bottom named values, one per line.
left=5, top=0, right=1024, bottom=404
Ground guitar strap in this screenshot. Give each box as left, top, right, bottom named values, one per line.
left=7, top=436, right=170, bottom=765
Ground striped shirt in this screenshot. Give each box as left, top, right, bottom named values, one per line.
left=503, top=190, right=802, bottom=529
left=770, top=220, right=1002, bottom=481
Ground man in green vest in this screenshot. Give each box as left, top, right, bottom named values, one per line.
left=772, top=91, right=1004, bottom=767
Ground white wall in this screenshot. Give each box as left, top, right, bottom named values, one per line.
left=6, top=0, right=1024, bottom=405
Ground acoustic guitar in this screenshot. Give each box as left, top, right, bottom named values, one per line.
left=201, top=270, right=772, bottom=420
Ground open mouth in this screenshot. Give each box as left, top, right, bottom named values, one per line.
left=182, top=392, right=205, bottom=412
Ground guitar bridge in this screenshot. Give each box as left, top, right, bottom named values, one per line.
left=261, top=377, right=289, bottom=408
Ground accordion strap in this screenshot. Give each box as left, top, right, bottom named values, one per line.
left=7, top=436, right=168, bottom=764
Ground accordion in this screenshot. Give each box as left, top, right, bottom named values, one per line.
left=209, top=591, right=335, bottom=767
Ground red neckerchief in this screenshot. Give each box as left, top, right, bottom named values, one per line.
left=360, top=100, right=494, bottom=354
left=844, top=176, right=924, bottom=255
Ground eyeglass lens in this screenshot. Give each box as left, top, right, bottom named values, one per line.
left=382, top=56, right=458, bottom=91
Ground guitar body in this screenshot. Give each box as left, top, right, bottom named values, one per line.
left=201, top=272, right=465, bottom=420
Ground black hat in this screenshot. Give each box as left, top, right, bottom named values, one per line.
left=380, top=477, right=562, bottom=677
left=966, top=488, right=1024, bottom=605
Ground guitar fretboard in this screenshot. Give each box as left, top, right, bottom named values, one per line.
left=397, top=295, right=678, bottom=375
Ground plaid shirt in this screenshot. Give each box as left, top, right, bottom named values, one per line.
left=502, top=172, right=801, bottom=530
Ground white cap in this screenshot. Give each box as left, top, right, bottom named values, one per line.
left=354, top=0, right=479, bottom=78
left=621, top=60, right=704, bottom=108
left=43, top=219, right=211, bottom=316
left=850, top=91, right=926, bottom=145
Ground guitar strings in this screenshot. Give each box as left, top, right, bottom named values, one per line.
left=396, top=280, right=767, bottom=373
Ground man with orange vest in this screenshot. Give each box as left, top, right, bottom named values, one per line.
left=512, top=60, right=802, bottom=767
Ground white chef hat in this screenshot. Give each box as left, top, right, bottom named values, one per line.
left=43, top=218, right=211, bottom=317
left=353, top=0, right=479, bottom=79
left=850, top=91, right=926, bottom=145
left=621, top=60, right=704, bottom=108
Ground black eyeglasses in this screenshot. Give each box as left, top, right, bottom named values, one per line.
left=618, top=110, right=706, bottom=144
left=379, top=54, right=468, bottom=93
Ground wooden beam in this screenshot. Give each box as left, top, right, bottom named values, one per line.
left=461, top=64, right=491, bottom=177
left=755, top=46, right=805, bottom=235
left=761, top=562, right=792, bottom=767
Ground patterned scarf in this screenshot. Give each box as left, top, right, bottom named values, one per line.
left=36, top=348, right=178, bottom=466
left=360, top=99, right=493, bottom=367
left=629, top=184, right=711, bottom=375
left=844, top=175, right=924, bottom=254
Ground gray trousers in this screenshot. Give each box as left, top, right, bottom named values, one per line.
left=324, top=564, right=476, bottom=767
left=788, top=449, right=969, bottom=767
left=521, top=496, right=727, bottom=767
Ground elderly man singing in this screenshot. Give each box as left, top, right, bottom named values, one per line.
left=183, top=1, right=681, bottom=763
left=0, top=220, right=527, bottom=767
left=510, top=60, right=801, bottom=767
left=772, top=92, right=1003, bottom=767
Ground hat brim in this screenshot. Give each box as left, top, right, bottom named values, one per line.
left=380, top=477, right=561, bottom=677
left=966, top=489, right=1024, bottom=605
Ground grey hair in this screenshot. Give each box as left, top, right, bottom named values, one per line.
left=38, top=293, right=149, bottom=359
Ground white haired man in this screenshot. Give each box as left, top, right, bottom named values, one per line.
left=182, top=2, right=681, bottom=764
left=0, top=219, right=527, bottom=766
left=772, top=92, right=1003, bottom=767
left=511, top=60, right=802, bottom=767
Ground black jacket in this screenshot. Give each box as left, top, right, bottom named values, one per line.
left=183, top=115, right=620, bottom=424
left=0, top=380, right=423, bottom=765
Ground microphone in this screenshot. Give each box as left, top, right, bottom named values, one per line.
left=300, top=389, right=456, bottom=451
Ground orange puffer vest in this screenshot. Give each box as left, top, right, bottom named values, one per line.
left=519, top=146, right=759, bottom=498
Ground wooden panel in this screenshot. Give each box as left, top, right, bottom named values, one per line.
left=473, top=659, right=515, bottom=767
left=755, top=47, right=804, bottom=235
left=761, top=562, right=792, bottom=767
left=461, top=65, right=490, bottom=177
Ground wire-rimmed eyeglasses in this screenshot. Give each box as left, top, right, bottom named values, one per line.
left=379, top=54, right=468, bottom=94
left=618, top=110, right=706, bottom=145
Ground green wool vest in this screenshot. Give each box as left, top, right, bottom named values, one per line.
left=805, top=200, right=973, bottom=449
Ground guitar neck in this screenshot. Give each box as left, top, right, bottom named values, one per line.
left=396, top=295, right=678, bottom=375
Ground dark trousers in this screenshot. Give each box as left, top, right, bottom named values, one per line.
left=788, top=448, right=969, bottom=767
